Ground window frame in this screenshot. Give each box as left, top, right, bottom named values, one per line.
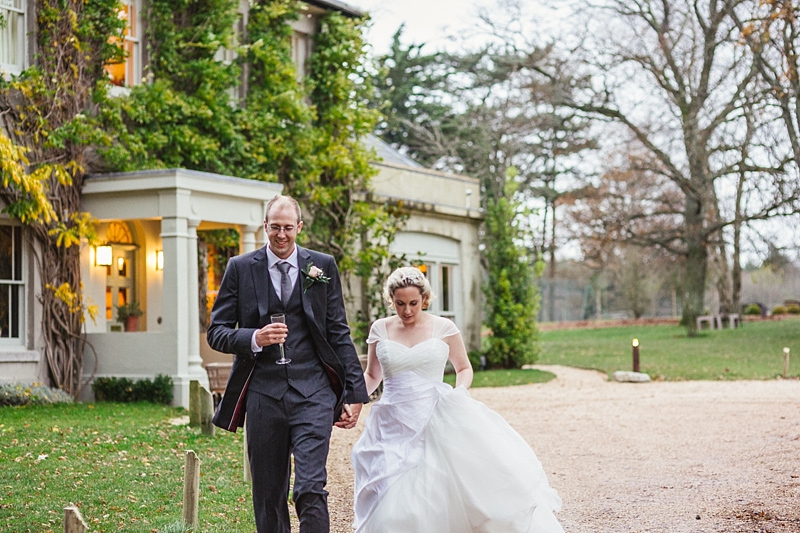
left=0, top=0, right=27, bottom=77
left=105, top=0, right=142, bottom=91
left=0, top=223, right=25, bottom=346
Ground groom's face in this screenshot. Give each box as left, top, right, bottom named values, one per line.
left=265, top=203, right=302, bottom=259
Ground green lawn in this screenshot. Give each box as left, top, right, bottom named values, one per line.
left=0, top=402, right=252, bottom=533
left=538, top=317, right=800, bottom=380
left=3, top=318, right=797, bottom=532
left=443, top=368, right=556, bottom=388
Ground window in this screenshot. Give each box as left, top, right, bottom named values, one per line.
left=0, top=225, right=24, bottom=342
left=291, top=30, right=312, bottom=81
left=104, top=0, right=141, bottom=87
left=0, top=0, right=26, bottom=76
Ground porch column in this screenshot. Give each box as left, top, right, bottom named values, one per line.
left=161, top=212, right=207, bottom=408
left=186, top=218, right=206, bottom=389
left=241, top=224, right=262, bottom=253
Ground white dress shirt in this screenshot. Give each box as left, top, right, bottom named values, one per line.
left=251, top=245, right=300, bottom=352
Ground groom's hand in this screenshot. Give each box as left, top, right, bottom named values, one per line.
left=254, top=323, right=288, bottom=347
left=334, top=403, right=362, bottom=429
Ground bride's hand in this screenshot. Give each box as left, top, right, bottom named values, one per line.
left=335, top=403, right=362, bottom=429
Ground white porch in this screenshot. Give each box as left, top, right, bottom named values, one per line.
left=80, top=169, right=281, bottom=407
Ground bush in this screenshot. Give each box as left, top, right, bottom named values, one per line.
left=743, top=304, right=762, bottom=316
left=0, top=383, right=74, bottom=406
left=772, top=305, right=788, bottom=315
left=92, top=374, right=173, bottom=404
left=787, top=304, right=800, bottom=315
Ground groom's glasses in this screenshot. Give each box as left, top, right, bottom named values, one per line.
left=268, top=224, right=296, bottom=234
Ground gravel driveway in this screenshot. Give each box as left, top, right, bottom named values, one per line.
left=325, top=365, right=800, bottom=532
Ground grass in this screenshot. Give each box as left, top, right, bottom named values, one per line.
left=0, top=402, right=253, bottom=533
left=538, top=316, right=800, bottom=380
left=443, top=368, right=556, bottom=387
left=3, top=318, right=797, bottom=532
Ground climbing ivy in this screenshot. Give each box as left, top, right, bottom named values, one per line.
left=0, top=0, right=126, bottom=397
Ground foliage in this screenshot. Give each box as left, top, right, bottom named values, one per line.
left=115, top=300, right=143, bottom=320
left=0, top=383, right=74, bottom=406
left=788, top=304, right=800, bottom=315
left=102, top=0, right=397, bottom=336
left=0, top=0, right=127, bottom=397
left=743, top=303, right=762, bottom=316
left=772, top=305, right=788, bottom=315
left=538, top=318, right=800, bottom=380
left=482, top=178, right=541, bottom=369
left=101, top=0, right=244, bottom=173
left=0, top=402, right=253, bottom=532
left=92, top=374, right=173, bottom=404
left=442, top=368, right=555, bottom=388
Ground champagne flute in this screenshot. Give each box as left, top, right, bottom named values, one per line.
left=270, top=314, right=291, bottom=365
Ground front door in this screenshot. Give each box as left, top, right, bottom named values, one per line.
left=106, top=247, right=136, bottom=330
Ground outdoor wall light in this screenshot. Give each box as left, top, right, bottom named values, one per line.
left=117, top=257, right=125, bottom=272
left=95, top=245, right=112, bottom=267
left=156, top=250, right=164, bottom=271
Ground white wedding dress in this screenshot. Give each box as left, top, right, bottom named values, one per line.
left=351, top=316, right=564, bottom=533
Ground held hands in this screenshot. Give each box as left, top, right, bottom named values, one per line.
left=255, top=322, right=288, bottom=348
left=334, top=403, right=362, bottom=430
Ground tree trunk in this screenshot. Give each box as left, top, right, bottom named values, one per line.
left=712, top=238, right=734, bottom=315
left=683, top=197, right=708, bottom=337
left=547, top=200, right=557, bottom=321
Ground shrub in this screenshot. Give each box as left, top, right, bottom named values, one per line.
left=0, top=383, right=74, bottom=406
left=772, top=305, right=788, bottom=315
left=743, top=304, right=762, bottom=316
left=92, top=374, right=173, bottom=404
left=787, top=304, right=800, bottom=315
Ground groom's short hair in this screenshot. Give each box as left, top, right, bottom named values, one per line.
left=265, top=195, right=302, bottom=223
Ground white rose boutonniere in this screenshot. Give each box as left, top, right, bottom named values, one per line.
left=301, top=262, right=331, bottom=293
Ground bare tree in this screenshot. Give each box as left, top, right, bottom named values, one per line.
left=556, top=0, right=797, bottom=335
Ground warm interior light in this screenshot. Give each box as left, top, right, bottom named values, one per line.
left=632, top=338, right=639, bottom=347
left=96, top=245, right=113, bottom=267
left=156, top=250, right=164, bottom=270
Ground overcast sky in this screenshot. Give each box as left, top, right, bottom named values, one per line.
left=350, top=0, right=493, bottom=55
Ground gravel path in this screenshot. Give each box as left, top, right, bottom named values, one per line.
left=325, top=365, right=800, bottom=532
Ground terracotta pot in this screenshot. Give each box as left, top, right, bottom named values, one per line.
left=124, top=316, right=139, bottom=332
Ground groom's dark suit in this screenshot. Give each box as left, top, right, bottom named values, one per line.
left=207, top=244, right=368, bottom=533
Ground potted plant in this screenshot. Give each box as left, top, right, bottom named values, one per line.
left=116, top=301, right=143, bottom=332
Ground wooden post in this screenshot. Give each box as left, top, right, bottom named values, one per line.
left=632, top=339, right=640, bottom=373
left=199, top=385, right=215, bottom=437
left=189, top=380, right=201, bottom=427
left=64, top=506, right=88, bottom=533
left=183, top=450, right=200, bottom=528
left=784, top=347, right=790, bottom=379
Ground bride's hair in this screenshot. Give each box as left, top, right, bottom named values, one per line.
left=384, top=267, right=433, bottom=308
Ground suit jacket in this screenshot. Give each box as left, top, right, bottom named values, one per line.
left=207, top=245, right=369, bottom=432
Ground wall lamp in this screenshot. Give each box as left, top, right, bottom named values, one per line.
left=95, top=245, right=113, bottom=267
left=156, top=250, right=164, bottom=271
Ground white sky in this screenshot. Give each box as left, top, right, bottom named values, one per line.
left=351, top=0, right=494, bottom=55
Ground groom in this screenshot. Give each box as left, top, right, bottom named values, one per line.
left=207, top=195, right=369, bottom=533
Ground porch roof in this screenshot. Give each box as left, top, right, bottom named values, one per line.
left=83, top=168, right=282, bottom=226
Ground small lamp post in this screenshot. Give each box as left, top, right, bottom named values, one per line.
left=783, top=347, right=790, bottom=379
left=632, top=338, right=640, bottom=373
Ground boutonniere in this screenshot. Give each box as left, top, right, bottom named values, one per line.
left=301, top=262, right=331, bottom=293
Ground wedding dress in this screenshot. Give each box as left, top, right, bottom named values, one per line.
left=351, top=316, right=564, bottom=533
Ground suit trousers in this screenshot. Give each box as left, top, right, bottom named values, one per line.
left=245, top=386, right=336, bottom=533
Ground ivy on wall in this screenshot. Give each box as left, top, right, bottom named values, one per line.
left=2, top=0, right=406, bottom=394
left=0, top=0, right=127, bottom=397
left=104, top=0, right=406, bottom=343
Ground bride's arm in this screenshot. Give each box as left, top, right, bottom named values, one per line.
left=363, top=341, right=383, bottom=396
left=445, top=333, right=473, bottom=389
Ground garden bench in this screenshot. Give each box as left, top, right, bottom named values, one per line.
left=696, top=315, right=716, bottom=330
left=204, top=362, right=232, bottom=407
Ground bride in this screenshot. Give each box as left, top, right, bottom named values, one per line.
left=351, top=267, right=564, bottom=532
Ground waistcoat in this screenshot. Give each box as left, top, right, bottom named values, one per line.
left=247, top=270, right=330, bottom=399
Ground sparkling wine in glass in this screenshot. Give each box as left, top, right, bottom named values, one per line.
left=270, top=314, right=291, bottom=365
